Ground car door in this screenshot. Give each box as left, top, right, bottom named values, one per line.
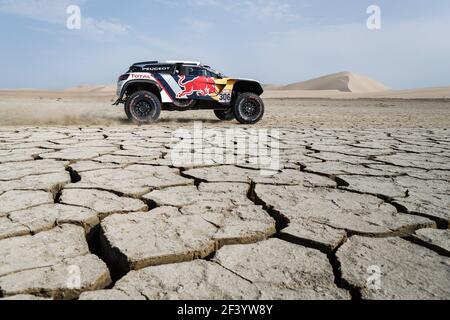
left=176, top=67, right=218, bottom=100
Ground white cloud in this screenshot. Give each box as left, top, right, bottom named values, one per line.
left=0, top=0, right=128, bottom=36
left=188, top=0, right=220, bottom=6
left=243, top=1, right=300, bottom=21
left=83, top=17, right=128, bottom=35
left=0, top=0, right=74, bottom=24
left=181, top=0, right=301, bottom=21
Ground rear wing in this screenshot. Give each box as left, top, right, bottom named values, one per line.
left=128, top=63, right=175, bottom=74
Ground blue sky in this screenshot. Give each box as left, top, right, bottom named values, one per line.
left=0, top=0, right=450, bottom=89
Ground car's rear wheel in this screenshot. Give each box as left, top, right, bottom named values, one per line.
left=233, top=92, right=265, bottom=124
left=214, top=109, right=235, bottom=121
left=125, top=91, right=161, bottom=123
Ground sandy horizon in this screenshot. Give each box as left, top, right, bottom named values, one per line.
left=0, top=92, right=449, bottom=129
left=2, top=70, right=450, bottom=101
left=0, top=70, right=449, bottom=128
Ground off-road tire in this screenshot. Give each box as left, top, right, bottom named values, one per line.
left=124, top=100, right=132, bottom=120
left=125, top=91, right=161, bottom=123
left=232, top=92, right=265, bottom=124
left=214, top=109, right=235, bottom=121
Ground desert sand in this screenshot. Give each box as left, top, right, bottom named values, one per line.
left=263, top=86, right=450, bottom=100
left=263, top=71, right=450, bottom=99
left=0, top=89, right=449, bottom=128
left=273, top=71, right=389, bottom=93
left=1, top=71, right=449, bottom=128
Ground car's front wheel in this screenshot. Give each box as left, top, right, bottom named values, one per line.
left=214, top=109, right=235, bottom=121
left=232, top=92, right=265, bottom=124
left=125, top=91, right=161, bottom=123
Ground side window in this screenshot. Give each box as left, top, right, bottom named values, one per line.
left=178, top=66, right=209, bottom=77
left=178, top=66, right=190, bottom=75
left=190, top=67, right=207, bottom=77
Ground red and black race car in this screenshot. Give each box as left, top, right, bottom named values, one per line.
left=114, top=61, right=265, bottom=124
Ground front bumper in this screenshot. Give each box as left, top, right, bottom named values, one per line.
left=116, top=80, right=127, bottom=98
left=112, top=80, right=127, bottom=105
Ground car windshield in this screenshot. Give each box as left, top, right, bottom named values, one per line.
left=206, top=68, right=226, bottom=78
left=189, top=68, right=206, bottom=77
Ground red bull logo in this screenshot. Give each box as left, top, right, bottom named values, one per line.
left=176, top=75, right=217, bottom=98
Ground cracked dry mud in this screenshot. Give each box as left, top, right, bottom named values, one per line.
left=0, top=127, right=449, bottom=300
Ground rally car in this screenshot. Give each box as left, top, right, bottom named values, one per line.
left=113, top=61, right=265, bottom=124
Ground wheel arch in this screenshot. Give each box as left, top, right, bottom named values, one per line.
left=232, top=80, right=264, bottom=96
left=120, top=80, right=162, bottom=101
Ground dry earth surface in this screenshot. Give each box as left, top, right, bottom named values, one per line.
left=0, top=94, right=449, bottom=300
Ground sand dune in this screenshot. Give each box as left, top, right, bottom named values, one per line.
left=65, top=84, right=116, bottom=93
left=2, top=71, right=449, bottom=102
left=64, top=72, right=389, bottom=95
left=263, top=86, right=450, bottom=99
left=365, top=86, right=450, bottom=99
left=277, top=72, right=389, bottom=93
left=262, top=84, right=282, bottom=90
